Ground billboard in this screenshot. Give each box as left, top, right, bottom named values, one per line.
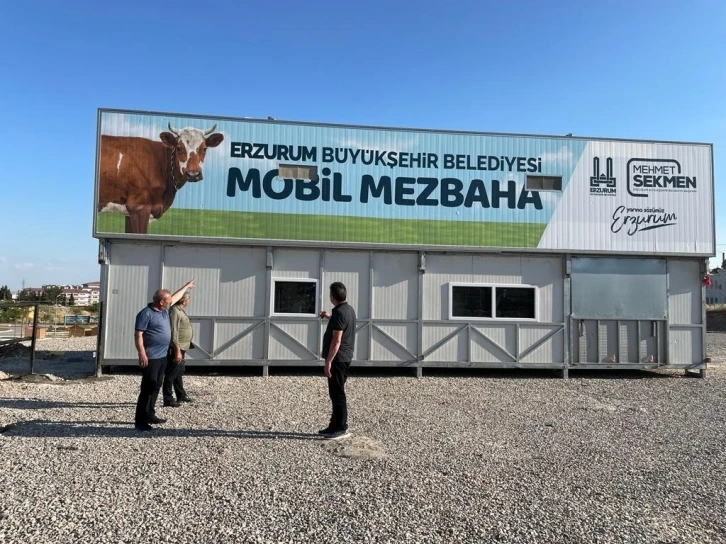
left=64, top=315, right=92, bottom=325
left=94, top=110, right=714, bottom=255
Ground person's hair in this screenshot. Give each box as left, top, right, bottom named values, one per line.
left=174, top=292, right=190, bottom=306
left=330, top=282, right=347, bottom=303
left=152, top=289, right=171, bottom=304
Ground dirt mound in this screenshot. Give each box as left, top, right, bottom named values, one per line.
left=0, top=343, right=32, bottom=359
left=0, top=343, right=54, bottom=360
left=707, top=310, right=726, bottom=332
left=323, top=435, right=387, bottom=460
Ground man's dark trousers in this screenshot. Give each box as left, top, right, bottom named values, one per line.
left=163, top=349, right=187, bottom=402
left=135, top=357, right=167, bottom=424
left=327, top=359, right=351, bottom=431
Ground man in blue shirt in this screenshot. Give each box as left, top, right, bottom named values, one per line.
left=134, top=279, right=195, bottom=431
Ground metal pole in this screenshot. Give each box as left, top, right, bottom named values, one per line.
left=701, top=258, right=708, bottom=378
left=29, top=304, right=39, bottom=374
left=263, top=247, right=273, bottom=376
left=95, top=301, right=104, bottom=377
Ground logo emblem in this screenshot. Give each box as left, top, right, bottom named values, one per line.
left=626, top=158, right=695, bottom=198
left=590, top=157, right=616, bottom=195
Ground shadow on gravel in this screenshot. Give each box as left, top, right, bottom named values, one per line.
left=0, top=398, right=134, bottom=410
left=1, top=374, right=111, bottom=385
left=2, top=419, right=323, bottom=441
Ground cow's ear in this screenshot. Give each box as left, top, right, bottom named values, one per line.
left=206, top=133, right=224, bottom=148
left=159, top=132, right=177, bottom=147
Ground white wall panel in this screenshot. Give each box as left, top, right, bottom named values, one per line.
left=372, top=253, right=417, bottom=320
left=104, top=243, right=161, bottom=359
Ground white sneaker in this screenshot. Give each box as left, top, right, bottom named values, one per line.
left=324, top=429, right=351, bottom=440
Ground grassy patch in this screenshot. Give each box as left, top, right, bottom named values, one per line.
left=97, top=209, right=545, bottom=248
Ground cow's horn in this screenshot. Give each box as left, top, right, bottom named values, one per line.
left=168, top=123, right=180, bottom=136
left=204, top=124, right=217, bottom=136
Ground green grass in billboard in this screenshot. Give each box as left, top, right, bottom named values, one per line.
left=97, top=209, right=545, bottom=247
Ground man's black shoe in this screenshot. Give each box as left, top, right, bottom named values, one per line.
left=317, top=426, right=333, bottom=435
left=135, top=423, right=153, bottom=432
left=149, top=416, right=167, bottom=424
left=178, top=397, right=193, bottom=403
left=163, top=400, right=181, bottom=408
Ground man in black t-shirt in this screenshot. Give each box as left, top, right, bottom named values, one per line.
left=318, top=281, right=356, bottom=440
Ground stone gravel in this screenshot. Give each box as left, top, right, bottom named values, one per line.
left=0, top=338, right=725, bottom=543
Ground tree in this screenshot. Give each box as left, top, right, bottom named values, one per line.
left=69, top=294, right=75, bottom=306
left=0, top=306, right=23, bottom=323
left=42, top=286, right=63, bottom=303
left=17, top=289, right=38, bottom=302
left=0, top=285, right=11, bottom=300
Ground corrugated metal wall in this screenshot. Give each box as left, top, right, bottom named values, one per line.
left=422, top=254, right=564, bottom=365
left=104, top=243, right=161, bottom=359
left=668, top=259, right=703, bottom=364
left=100, top=241, right=705, bottom=370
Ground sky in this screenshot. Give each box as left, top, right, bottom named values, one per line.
left=0, top=0, right=724, bottom=291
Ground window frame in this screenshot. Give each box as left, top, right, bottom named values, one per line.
left=448, top=282, right=538, bottom=321
left=278, top=164, right=319, bottom=181
left=270, top=277, right=319, bottom=317
left=525, top=175, right=563, bottom=192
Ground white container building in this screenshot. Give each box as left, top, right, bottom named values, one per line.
left=93, top=109, right=715, bottom=377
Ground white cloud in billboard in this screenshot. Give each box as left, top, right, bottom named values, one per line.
left=538, top=146, right=574, bottom=164
left=101, top=119, right=165, bottom=139
left=100, top=118, right=226, bottom=160
left=102, top=118, right=224, bottom=141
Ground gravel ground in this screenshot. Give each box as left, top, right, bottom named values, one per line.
left=707, top=331, right=726, bottom=363
left=1, top=338, right=725, bottom=543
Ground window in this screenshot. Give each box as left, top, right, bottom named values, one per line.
left=496, top=287, right=536, bottom=319
left=526, top=175, right=562, bottom=191
left=272, top=279, right=318, bottom=316
left=451, top=285, right=492, bottom=318
left=278, top=164, right=318, bottom=180
left=449, top=283, right=537, bottom=320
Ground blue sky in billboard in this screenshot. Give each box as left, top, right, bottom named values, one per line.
left=1, top=1, right=724, bottom=289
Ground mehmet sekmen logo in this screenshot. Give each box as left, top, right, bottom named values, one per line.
left=590, top=157, right=616, bottom=195
left=626, top=158, right=696, bottom=198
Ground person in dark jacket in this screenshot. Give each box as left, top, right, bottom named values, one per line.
left=318, top=282, right=356, bottom=440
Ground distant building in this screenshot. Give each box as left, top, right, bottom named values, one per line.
left=61, top=284, right=100, bottom=306
left=707, top=255, right=726, bottom=305
left=21, top=281, right=102, bottom=306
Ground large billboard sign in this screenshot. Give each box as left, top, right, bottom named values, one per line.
left=94, top=110, right=714, bottom=255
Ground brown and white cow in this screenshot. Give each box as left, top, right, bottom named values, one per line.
left=97, top=123, right=224, bottom=234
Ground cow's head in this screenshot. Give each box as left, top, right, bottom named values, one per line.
left=159, top=124, right=224, bottom=183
